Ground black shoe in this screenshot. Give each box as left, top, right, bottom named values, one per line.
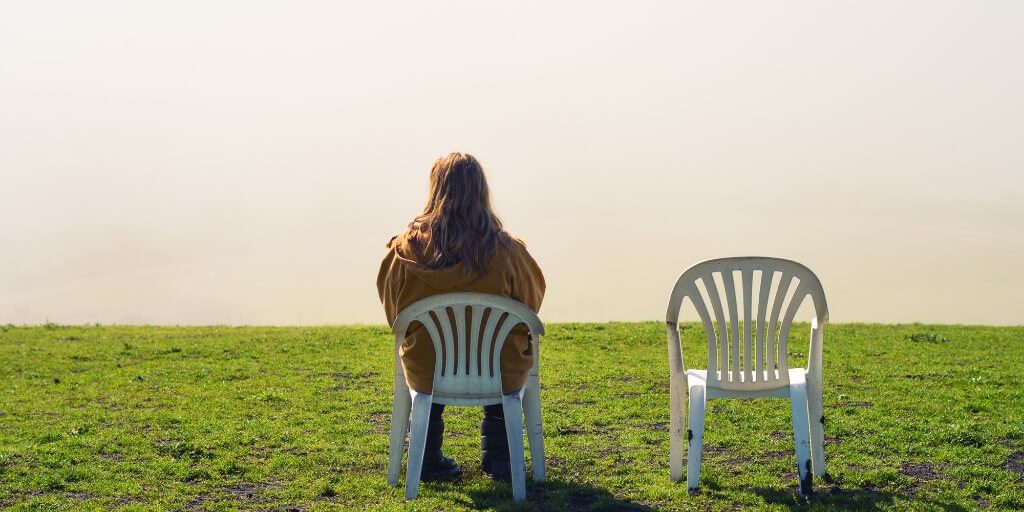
left=481, top=457, right=512, bottom=481
left=420, top=455, right=461, bottom=481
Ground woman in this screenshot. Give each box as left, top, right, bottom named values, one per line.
left=377, top=152, right=545, bottom=480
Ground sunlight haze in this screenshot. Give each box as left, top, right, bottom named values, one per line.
left=2, top=1, right=1022, bottom=325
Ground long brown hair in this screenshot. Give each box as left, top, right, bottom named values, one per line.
left=402, top=152, right=510, bottom=274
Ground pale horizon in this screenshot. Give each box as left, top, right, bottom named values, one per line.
left=2, top=1, right=1022, bottom=326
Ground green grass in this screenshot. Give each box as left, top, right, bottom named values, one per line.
left=1, top=322, right=1023, bottom=511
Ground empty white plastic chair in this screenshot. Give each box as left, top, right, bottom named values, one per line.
left=665, top=257, right=828, bottom=495
left=386, top=292, right=546, bottom=502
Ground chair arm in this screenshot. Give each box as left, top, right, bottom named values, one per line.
left=530, top=332, right=541, bottom=375
left=666, top=322, right=688, bottom=390
left=807, top=316, right=824, bottom=384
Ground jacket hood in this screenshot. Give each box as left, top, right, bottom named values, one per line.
left=391, top=237, right=481, bottom=290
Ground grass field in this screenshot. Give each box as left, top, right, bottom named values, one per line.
left=1, top=322, right=1023, bottom=511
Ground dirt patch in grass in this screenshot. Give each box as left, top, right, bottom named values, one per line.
left=225, top=482, right=274, bottom=501
left=902, top=461, right=944, bottom=480
left=1004, top=450, right=1024, bottom=480
left=546, top=455, right=569, bottom=469
left=901, top=461, right=947, bottom=498
left=279, top=447, right=308, bottom=457
left=99, top=451, right=122, bottom=461
left=593, top=444, right=621, bottom=460
left=831, top=401, right=873, bottom=408
left=704, top=444, right=747, bottom=466
left=648, top=421, right=669, bottom=432
left=187, top=481, right=282, bottom=511
left=2, top=490, right=96, bottom=508
left=329, top=370, right=379, bottom=379
left=24, top=490, right=94, bottom=501
left=114, top=495, right=138, bottom=507
left=555, top=426, right=585, bottom=436
left=367, top=411, right=390, bottom=434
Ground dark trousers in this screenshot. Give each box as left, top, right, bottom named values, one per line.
left=425, top=403, right=509, bottom=463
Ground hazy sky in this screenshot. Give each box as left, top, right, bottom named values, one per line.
left=2, top=1, right=1022, bottom=325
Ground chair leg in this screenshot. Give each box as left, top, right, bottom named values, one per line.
left=405, top=392, right=433, bottom=500
left=502, top=394, right=527, bottom=502
left=807, top=376, right=826, bottom=477
left=789, top=379, right=813, bottom=496
left=686, top=383, right=707, bottom=492
left=387, top=386, right=412, bottom=486
left=669, top=378, right=686, bottom=483
left=522, top=379, right=546, bottom=482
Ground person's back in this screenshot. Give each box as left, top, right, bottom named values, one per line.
left=376, top=152, right=545, bottom=480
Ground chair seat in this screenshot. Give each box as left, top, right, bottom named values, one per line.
left=429, top=392, right=504, bottom=406
left=686, top=368, right=807, bottom=399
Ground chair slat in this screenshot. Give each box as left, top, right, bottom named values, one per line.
left=741, top=268, right=753, bottom=383
left=701, top=272, right=729, bottom=381
left=454, top=304, right=468, bottom=390
left=435, top=307, right=457, bottom=377
left=688, top=285, right=719, bottom=378
left=722, top=270, right=740, bottom=379
left=777, top=283, right=807, bottom=375
left=420, top=312, right=445, bottom=377
left=480, top=309, right=503, bottom=378
left=756, top=269, right=772, bottom=379
left=470, top=305, right=484, bottom=378
left=491, top=316, right=520, bottom=378
left=767, top=274, right=793, bottom=381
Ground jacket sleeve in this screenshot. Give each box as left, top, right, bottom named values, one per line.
left=376, top=248, right=401, bottom=326
left=508, top=240, right=545, bottom=313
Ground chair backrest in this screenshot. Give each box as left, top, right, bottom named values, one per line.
left=392, top=292, right=544, bottom=404
left=666, top=257, right=828, bottom=391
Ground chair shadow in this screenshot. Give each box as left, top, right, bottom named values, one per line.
left=753, top=485, right=895, bottom=511
left=444, top=477, right=973, bottom=511
left=751, top=478, right=971, bottom=512
left=462, top=478, right=656, bottom=512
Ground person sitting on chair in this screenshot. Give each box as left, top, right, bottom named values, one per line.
left=377, top=152, right=545, bottom=480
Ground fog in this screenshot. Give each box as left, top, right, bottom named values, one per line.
left=2, top=1, right=1022, bottom=324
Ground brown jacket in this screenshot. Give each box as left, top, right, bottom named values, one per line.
left=377, top=235, right=545, bottom=394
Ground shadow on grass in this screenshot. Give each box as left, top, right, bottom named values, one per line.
left=462, top=478, right=656, bottom=511
left=754, top=485, right=894, bottom=510
left=752, top=484, right=969, bottom=512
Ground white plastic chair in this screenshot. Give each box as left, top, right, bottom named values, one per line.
left=386, top=292, right=546, bottom=502
left=665, top=257, right=828, bottom=495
